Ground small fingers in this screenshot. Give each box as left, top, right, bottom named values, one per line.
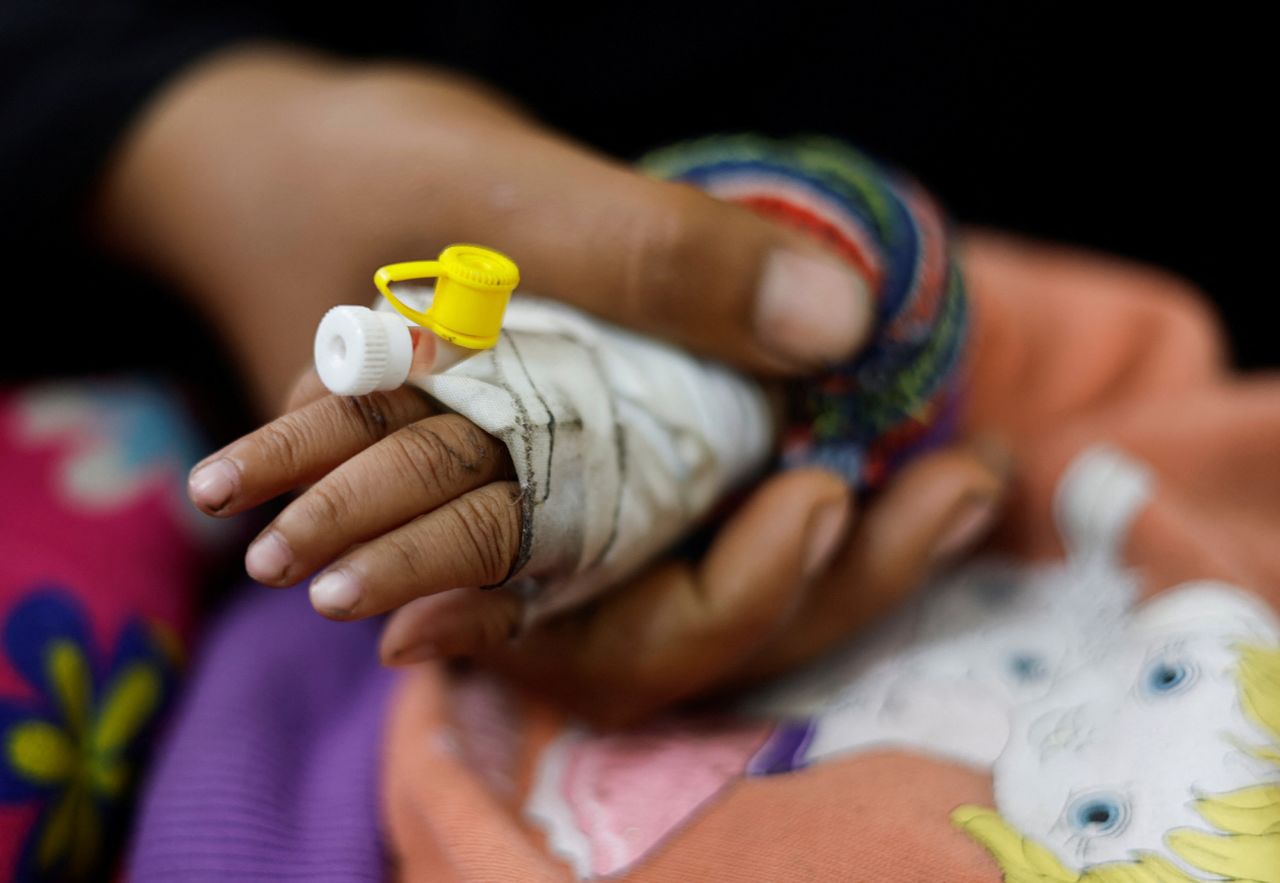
left=308, top=480, right=523, bottom=620
left=246, top=413, right=514, bottom=586
left=187, top=385, right=438, bottom=516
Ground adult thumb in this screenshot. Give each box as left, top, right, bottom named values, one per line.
left=495, top=165, right=875, bottom=374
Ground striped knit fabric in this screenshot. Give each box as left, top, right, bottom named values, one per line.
left=642, top=135, right=969, bottom=491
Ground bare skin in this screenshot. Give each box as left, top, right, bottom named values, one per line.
left=92, top=42, right=877, bottom=416
left=93, top=41, right=1010, bottom=725
left=189, top=365, right=1007, bottom=724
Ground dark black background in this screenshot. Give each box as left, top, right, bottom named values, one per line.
left=2, top=2, right=1272, bottom=405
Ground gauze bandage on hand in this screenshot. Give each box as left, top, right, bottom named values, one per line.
left=379, top=290, right=775, bottom=622
left=378, top=135, right=968, bottom=621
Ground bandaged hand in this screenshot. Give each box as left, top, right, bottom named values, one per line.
left=132, top=45, right=1008, bottom=720
left=175, top=104, right=1010, bottom=723
left=190, top=367, right=522, bottom=619
left=189, top=350, right=1006, bottom=726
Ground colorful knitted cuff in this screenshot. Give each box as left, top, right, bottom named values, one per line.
left=642, top=135, right=969, bottom=491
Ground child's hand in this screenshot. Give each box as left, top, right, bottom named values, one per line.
left=189, top=365, right=1007, bottom=726
left=188, top=369, right=522, bottom=619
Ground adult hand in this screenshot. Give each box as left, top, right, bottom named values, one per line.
left=93, top=42, right=874, bottom=418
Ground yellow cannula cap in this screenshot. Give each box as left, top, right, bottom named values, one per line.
left=373, top=244, right=520, bottom=349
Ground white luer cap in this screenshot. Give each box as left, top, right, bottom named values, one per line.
left=314, top=305, right=414, bottom=396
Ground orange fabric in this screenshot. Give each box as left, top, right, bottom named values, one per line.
left=381, top=233, right=1280, bottom=881
left=383, top=667, right=569, bottom=883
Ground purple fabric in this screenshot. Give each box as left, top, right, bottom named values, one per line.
left=127, top=583, right=395, bottom=881
left=747, top=719, right=816, bottom=776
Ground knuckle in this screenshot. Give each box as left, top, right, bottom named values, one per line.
left=298, top=480, right=350, bottom=532
left=392, top=422, right=453, bottom=498
left=395, top=416, right=503, bottom=497
left=252, top=418, right=311, bottom=476
left=383, top=529, right=431, bottom=588
left=335, top=393, right=396, bottom=444
left=621, top=182, right=708, bottom=317
left=447, top=486, right=520, bottom=586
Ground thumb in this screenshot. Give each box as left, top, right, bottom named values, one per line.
left=483, top=159, right=875, bottom=374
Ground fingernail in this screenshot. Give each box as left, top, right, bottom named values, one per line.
left=246, top=531, right=292, bottom=583
left=930, top=494, right=999, bottom=566
left=803, top=496, right=851, bottom=580
left=386, top=641, right=439, bottom=666
left=756, top=249, right=873, bottom=365
left=310, top=570, right=361, bottom=616
left=188, top=459, right=238, bottom=511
